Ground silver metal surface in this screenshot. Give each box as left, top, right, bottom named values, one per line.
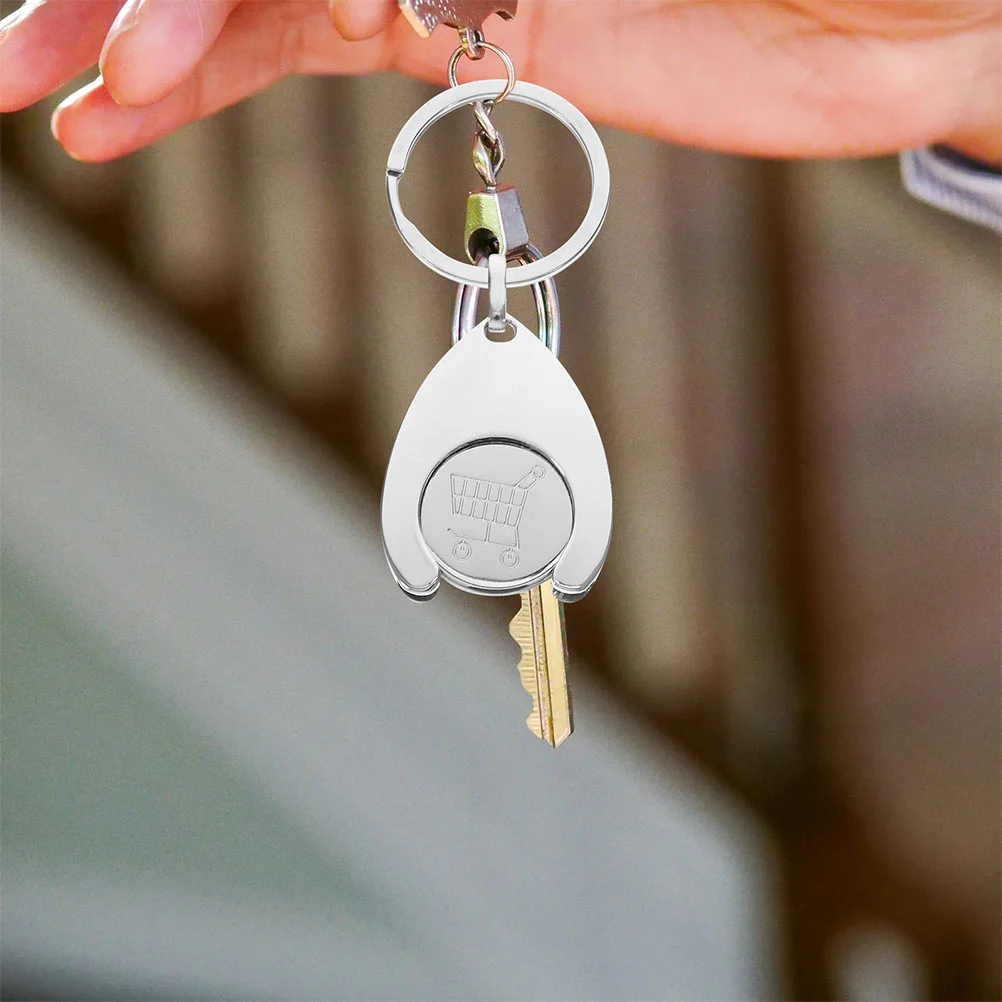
left=381, top=314, right=612, bottom=600
left=470, top=98, right=506, bottom=188
left=486, top=253, right=507, bottom=333
left=398, top=0, right=517, bottom=38
left=448, top=41, right=515, bottom=186
left=457, top=26, right=486, bottom=58
left=386, top=80, right=610, bottom=289
left=447, top=41, right=516, bottom=105
left=420, top=442, right=573, bottom=592
left=452, top=244, right=561, bottom=356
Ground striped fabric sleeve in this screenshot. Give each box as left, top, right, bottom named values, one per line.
left=900, top=146, right=1002, bottom=232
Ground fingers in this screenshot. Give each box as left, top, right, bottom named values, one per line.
left=0, top=0, right=122, bottom=112
left=51, top=0, right=389, bottom=161
left=52, top=75, right=202, bottom=161
left=46, top=0, right=535, bottom=162
left=99, top=0, right=242, bottom=107
left=328, top=0, right=396, bottom=41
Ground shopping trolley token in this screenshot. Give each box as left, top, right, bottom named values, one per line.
left=420, top=442, right=572, bottom=591
left=381, top=314, right=612, bottom=602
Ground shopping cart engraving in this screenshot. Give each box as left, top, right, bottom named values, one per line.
left=447, top=465, right=546, bottom=568
left=417, top=440, right=575, bottom=592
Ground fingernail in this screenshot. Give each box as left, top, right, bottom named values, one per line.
left=50, top=105, right=81, bottom=159
left=51, top=79, right=94, bottom=160
left=51, top=93, right=72, bottom=141
left=328, top=0, right=348, bottom=34
left=0, top=1, right=36, bottom=44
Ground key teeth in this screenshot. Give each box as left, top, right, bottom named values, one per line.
left=509, top=597, right=549, bottom=745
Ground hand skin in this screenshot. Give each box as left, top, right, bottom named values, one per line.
left=0, top=0, right=998, bottom=165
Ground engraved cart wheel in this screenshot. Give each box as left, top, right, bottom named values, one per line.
left=500, top=548, right=519, bottom=568
left=453, top=540, right=473, bottom=561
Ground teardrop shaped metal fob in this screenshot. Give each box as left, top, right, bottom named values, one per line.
left=381, top=314, right=612, bottom=602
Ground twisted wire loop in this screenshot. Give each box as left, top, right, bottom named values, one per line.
left=472, top=99, right=505, bottom=187
left=446, top=38, right=517, bottom=189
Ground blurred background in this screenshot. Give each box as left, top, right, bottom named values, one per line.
left=1, top=59, right=999, bottom=1002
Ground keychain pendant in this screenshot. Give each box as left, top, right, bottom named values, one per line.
left=381, top=78, right=612, bottom=606
left=379, top=48, right=611, bottom=745
left=381, top=314, right=612, bottom=602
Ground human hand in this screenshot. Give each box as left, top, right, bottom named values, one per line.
left=1, top=0, right=998, bottom=164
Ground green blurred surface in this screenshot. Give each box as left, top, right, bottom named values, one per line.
left=1, top=555, right=376, bottom=913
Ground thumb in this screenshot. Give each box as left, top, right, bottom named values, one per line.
left=329, top=0, right=397, bottom=41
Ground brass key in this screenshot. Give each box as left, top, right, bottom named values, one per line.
left=509, top=580, right=573, bottom=747
left=398, top=0, right=517, bottom=38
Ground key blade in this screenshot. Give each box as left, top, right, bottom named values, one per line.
left=398, top=0, right=518, bottom=38
left=509, top=592, right=547, bottom=741
left=509, top=580, right=573, bottom=747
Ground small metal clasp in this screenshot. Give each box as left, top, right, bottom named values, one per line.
left=486, top=253, right=508, bottom=333
left=452, top=244, right=561, bottom=355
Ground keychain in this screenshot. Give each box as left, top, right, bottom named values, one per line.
left=381, top=1, right=612, bottom=746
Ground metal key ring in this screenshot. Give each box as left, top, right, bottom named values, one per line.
left=447, top=41, right=516, bottom=105
left=452, top=244, right=561, bottom=356
left=386, top=80, right=610, bottom=289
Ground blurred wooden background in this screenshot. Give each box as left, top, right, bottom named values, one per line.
left=2, top=66, right=999, bottom=1000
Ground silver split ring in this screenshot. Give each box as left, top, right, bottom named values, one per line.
left=386, top=80, right=610, bottom=289
left=452, top=244, right=561, bottom=356
left=447, top=41, right=516, bottom=104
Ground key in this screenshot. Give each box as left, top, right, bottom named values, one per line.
left=509, top=579, right=573, bottom=747
left=398, top=0, right=518, bottom=39
left=380, top=32, right=611, bottom=745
